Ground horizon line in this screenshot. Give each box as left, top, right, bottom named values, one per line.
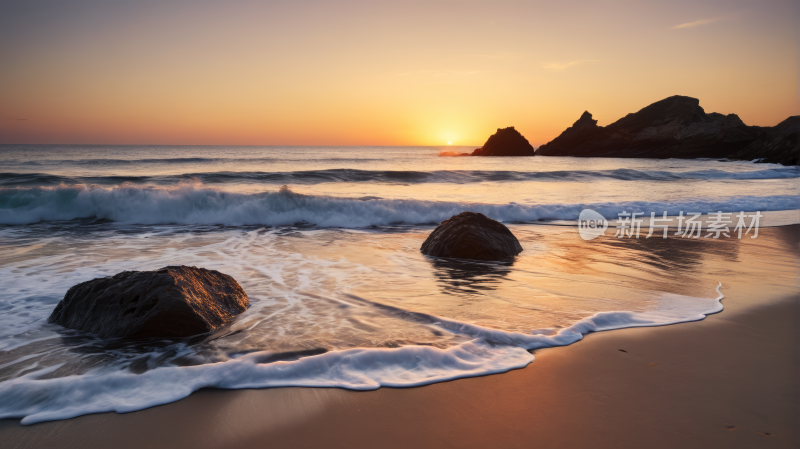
left=0, top=143, right=489, bottom=148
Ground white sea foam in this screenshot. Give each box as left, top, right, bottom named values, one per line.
left=0, top=284, right=724, bottom=425
left=0, top=184, right=796, bottom=226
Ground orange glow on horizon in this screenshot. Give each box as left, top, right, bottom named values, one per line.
left=0, top=1, right=796, bottom=146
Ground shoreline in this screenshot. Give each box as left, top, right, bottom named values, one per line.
left=1, top=226, right=797, bottom=448
left=2, top=294, right=797, bottom=448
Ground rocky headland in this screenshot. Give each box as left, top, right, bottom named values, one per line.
left=535, top=95, right=799, bottom=165
left=728, top=116, right=799, bottom=165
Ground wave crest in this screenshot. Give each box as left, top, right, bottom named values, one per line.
left=0, top=183, right=796, bottom=226
left=2, top=166, right=799, bottom=188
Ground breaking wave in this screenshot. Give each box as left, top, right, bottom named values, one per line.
left=1, top=184, right=796, bottom=226
left=1, top=165, right=799, bottom=187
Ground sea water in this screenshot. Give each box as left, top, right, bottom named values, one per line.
left=0, top=145, right=798, bottom=424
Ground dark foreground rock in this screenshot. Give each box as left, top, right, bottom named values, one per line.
left=421, top=212, right=523, bottom=261
left=48, top=266, right=249, bottom=339
left=471, top=127, right=535, bottom=156
left=536, top=95, right=799, bottom=165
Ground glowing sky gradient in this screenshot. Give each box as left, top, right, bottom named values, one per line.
left=1, top=0, right=797, bottom=145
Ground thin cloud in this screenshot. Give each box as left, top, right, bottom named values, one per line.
left=673, top=18, right=718, bottom=29
left=4, top=117, right=28, bottom=121
left=540, top=60, right=596, bottom=71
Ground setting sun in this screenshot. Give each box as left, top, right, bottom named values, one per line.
left=447, top=141, right=452, bottom=145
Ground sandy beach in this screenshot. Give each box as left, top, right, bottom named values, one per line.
left=2, top=225, right=797, bottom=449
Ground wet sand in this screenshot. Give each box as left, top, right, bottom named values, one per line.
left=2, top=227, right=798, bottom=449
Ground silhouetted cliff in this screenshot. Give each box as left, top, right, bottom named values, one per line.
left=536, top=96, right=798, bottom=165
left=730, top=116, right=799, bottom=166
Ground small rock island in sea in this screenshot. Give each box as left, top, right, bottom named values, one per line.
left=471, top=126, right=535, bottom=156
left=48, top=266, right=249, bottom=339
left=439, top=126, right=536, bottom=157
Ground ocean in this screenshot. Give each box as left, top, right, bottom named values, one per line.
left=0, top=145, right=798, bottom=424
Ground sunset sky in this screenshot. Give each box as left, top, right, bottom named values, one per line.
left=1, top=0, right=797, bottom=146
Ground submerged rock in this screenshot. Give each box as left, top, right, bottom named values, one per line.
left=421, top=212, right=523, bottom=261
left=471, top=127, right=535, bottom=156
left=535, top=95, right=799, bottom=163
left=48, top=266, right=249, bottom=339
left=438, top=150, right=472, bottom=157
